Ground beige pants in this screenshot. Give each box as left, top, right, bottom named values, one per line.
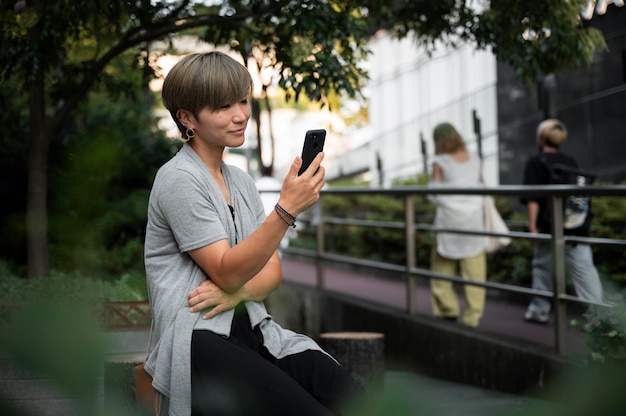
left=430, top=249, right=486, bottom=328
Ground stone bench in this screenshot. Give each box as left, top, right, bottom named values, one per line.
left=319, top=331, right=385, bottom=391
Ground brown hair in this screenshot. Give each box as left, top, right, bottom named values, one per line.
left=162, top=51, right=254, bottom=140
left=433, top=122, right=466, bottom=154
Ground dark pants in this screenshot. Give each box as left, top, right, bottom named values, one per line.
left=191, top=306, right=359, bottom=416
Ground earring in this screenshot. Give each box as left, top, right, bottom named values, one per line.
left=185, top=127, right=195, bottom=141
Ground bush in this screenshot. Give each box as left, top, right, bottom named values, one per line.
left=578, top=286, right=626, bottom=367
left=589, top=185, right=626, bottom=283
left=0, top=259, right=147, bottom=303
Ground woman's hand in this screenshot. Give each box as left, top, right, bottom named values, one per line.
left=187, top=279, right=241, bottom=320
left=277, top=152, right=326, bottom=217
left=186, top=156, right=320, bottom=295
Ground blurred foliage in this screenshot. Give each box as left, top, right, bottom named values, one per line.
left=0, top=301, right=106, bottom=391
left=46, top=89, right=177, bottom=281
left=0, top=282, right=144, bottom=415
left=539, top=350, right=626, bottom=416
left=0, top=301, right=110, bottom=416
left=576, top=285, right=626, bottom=368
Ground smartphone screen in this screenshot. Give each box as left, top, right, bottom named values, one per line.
left=298, top=129, right=326, bottom=176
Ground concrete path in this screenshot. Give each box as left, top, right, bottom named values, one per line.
left=280, top=257, right=589, bottom=358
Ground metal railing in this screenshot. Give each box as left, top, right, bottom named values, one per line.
left=281, top=184, right=626, bottom=355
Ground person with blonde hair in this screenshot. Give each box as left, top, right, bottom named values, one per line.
left=144, top=51, right=358, bottom=415
left=521, top=118, right=604, bottom=324
left=428, top=122, right=487, bottom=328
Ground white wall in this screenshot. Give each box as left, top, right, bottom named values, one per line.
left=326, top=32, right=500, bottom=186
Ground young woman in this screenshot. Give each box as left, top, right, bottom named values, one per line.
left=428, top=122, right=487, bottom=328
left=144, top=51, right=358, bottom=415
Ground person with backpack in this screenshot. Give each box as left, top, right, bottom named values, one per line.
left=521, top=118, right=604, bottom=324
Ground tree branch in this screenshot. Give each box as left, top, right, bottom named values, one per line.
left=50, top=9, right=254, bottom=132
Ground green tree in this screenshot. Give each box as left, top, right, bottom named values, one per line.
left=0, top=0, right=606, bottom=278
left=47, top=89, right=174, bottom=280
left=366, top=0, right=606, bottom=84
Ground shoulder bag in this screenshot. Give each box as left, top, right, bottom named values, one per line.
left=484, top=195, right=512, bottom=254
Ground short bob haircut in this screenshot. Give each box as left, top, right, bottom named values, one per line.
left=433, top=122, right=466, bottom=155
left=536, top=118, right=567, bottom=147
left=162, top=51, right=254, bottom=140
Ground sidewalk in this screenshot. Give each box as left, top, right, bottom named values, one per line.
left=280, top=257, right=589, bottom=357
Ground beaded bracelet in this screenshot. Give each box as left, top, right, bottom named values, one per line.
left=275, top=207, right=296, bottom=228
left=274, top=203, right=296, bottom=228
left=275, top=203, right=296, bottom=221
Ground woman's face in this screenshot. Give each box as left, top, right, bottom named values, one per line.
left=191, top=98, right=251, bottom=148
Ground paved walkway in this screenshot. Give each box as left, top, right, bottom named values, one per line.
left=281, top=257, right=585, bottom=414
left=280, top=257, right=589, bottom=357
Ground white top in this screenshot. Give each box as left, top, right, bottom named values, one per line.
left=428, top=152, right=486, bottom=259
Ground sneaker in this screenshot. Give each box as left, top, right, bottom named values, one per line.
left=524, top=310, right=549, bottom=324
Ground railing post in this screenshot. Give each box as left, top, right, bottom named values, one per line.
left=316, top=201, right=325, bottom=289
left=404, top=195, right=416, bottom=314
left=550, top=195, right=567, bottom=355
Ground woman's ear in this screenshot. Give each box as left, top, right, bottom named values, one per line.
left=177, top=109, right=193, bottom=127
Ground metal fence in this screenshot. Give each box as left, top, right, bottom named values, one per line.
left=280, top=184, right=626, bottom=355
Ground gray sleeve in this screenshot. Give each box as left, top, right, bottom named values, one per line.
left=154, top=168, right=228, bottom=253
left=250, top=180, right=268, bottom=228
left=235, top=167, right=268, bottom=229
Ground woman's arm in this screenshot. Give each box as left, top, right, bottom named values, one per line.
left=527, top=201, right=540, bottom=234
left=189, top=152, right=325, bottom=293
left=187, top=251, right=282, bottom=319
left=431, top=162, right=443, bottom=183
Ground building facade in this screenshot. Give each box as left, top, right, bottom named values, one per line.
left=498, top=4, right=626, bottom=185
left=326, top=2, right=626, bottom=187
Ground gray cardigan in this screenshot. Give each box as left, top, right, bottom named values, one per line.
left=144, top=143, right=325, bottom=415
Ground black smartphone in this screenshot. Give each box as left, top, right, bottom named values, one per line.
left=298, top=129, right=326, bottom=176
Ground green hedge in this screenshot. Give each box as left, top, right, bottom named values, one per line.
left=0, top=259, right=147, bottom=303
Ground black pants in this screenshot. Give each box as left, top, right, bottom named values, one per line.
left=191, top=306, right=359, bottom=416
